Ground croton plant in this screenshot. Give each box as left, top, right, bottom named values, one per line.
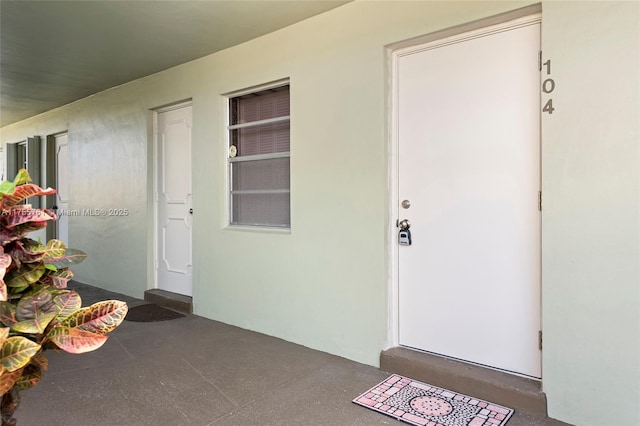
left=0, top=170, right=128, bottom=425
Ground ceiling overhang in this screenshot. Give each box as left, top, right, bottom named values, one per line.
left=0, top=0, right=350, bottom=127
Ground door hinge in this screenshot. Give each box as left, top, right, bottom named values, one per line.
left=538, top=191, right=542, bottom=211
left=538, top=330, right=543, bottom=350
left=538, top=51, right=542, bottom=71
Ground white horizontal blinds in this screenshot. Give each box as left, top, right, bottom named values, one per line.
left=229, top=85, right=290, bottom=227
left=231, top=86, right=290, bottom=156
left=232, top=157, right=290, bottom=192
left=232, top=189, right=290, bottom=227
left=237, top=121, right=289, bottom=155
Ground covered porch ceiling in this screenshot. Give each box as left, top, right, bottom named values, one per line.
left=0, top=0, right=350, bottom=128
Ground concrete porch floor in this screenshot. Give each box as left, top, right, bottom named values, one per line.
left=16, top=282, right=571, bottom=426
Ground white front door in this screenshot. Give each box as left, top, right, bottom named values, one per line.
left=55, top=134, right=69, bottom=245
left=396, top=19, right=541, bottom=377
left=156, top=104, right=193, bottom=296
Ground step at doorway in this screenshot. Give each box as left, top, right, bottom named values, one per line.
left=144, top=289, right=192, bottom=314
left=380, top=347, right=547, bottom=417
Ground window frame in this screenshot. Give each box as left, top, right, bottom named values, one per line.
left=225, top=80, right=291, bottom=230
left=6, top=136, right=41, bottom=208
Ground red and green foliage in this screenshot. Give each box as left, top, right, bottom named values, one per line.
left=0, top=170, right=127, bottom=425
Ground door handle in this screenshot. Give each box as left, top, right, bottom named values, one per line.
left=189, top=208, right=193, bottom=215
left=398, top=219, right=411, bottom=230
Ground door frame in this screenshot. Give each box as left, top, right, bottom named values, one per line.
left=386, top=8, right=542, bottom=376
left=151, top=100, right=193, bottom=293
left=45, top=132, right=68, bottom=241
left=53, top=132, right=69, bottom=242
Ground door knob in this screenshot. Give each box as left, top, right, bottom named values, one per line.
left=189, top=208, right=193, bottom=214
left=398, top=219, right=411, bottom=230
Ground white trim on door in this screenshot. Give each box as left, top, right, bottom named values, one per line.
left=387, top=12, right=542, bottom=377
left=152, top=99, right=193, bottom=295
left=54, top=133, right=69, bottom=245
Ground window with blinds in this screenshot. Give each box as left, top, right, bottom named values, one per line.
left=228, top=84, right=290, bottom=228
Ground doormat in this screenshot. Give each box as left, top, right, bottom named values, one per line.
left=125, top=304, right=185, bottom=322
left=353, top=374, right=513, bottom=426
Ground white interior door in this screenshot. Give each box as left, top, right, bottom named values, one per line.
left=156, top=104, right=193, bottom=296
left=55, top=134, right=69, bottom=245
left=397, top=20, right=541, bottom=377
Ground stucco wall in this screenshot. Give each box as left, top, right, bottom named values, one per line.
left=541, top=2, right=640, bottom=424
left=1, top=2, right=638, bottom=425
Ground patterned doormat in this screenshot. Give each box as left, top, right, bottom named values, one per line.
left=353, top=374, right=513, bottom=426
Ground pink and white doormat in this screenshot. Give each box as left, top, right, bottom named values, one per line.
left=353, top=374, right=514, bottom=426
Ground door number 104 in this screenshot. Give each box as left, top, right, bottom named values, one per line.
left=541, top=57, right=555, bottom=114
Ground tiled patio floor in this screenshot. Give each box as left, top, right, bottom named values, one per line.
left=15, top=282, right=571, bottom=426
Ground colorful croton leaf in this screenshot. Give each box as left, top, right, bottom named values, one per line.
left=0, top=184, right=56, bottom=210
left=51, top=291, right=82, bottom=320
left=40, top=240, right=67, bottom=263
left=6, top=239, right=66, bottom=268
left=0, top=169, right=128, bottom=425
left=0, top=169, right=30, bottom=198
left=0, top=247, right=14, bottom=302
left=12, top=289, right=60, bottom=334
left=45, top=327, right=108, bottom=354
left=0, top=328, right=9, bottom=342
left=40, top=268, right=74, bottom=290
left=0, top=369, right=23, bottom=396
left=0, top=337, right=41, bottom=373
left=0, top=303, right=17, bottom=327
left=15, top=364, right=42, bottom=391
left=60, top=300, right=128, bottom=335
left=0, top=248, right=11, bottom=275
left=46, top=248, right=87, bottom=269
left=1, top=207, right=54, bottom=231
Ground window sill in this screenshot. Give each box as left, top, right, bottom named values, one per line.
left=223, top=225, right=291, bottom=235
